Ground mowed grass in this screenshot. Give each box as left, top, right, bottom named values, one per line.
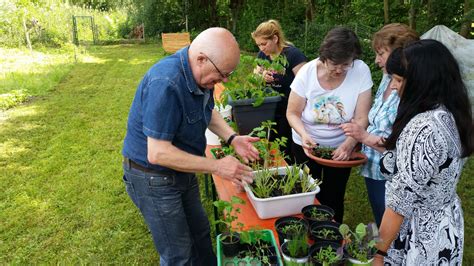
left=0, top=44, right=473, bottom=264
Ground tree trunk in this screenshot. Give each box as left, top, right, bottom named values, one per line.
left=384, top=0, right=390, bottom=24
left=305, top=0, right=315, bottom=22
left=409, top=0, right=417, bottom=30
left=459, top=0, right=471, bottom=37
left=229, top=0, right=244, bottom=33
left=22, top=15, right=32, bottom=52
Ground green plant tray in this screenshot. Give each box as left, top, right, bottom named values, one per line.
left=217, top=229, right=283, bottom=266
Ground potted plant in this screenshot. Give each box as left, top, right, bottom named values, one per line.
left=213, top=196, right=245, bottom=257
left=339, top=222, right=380, bottom=265
left=304, top=144, right=368, bottom=168
left=274, top=216, right=308, bottom=244
left=309, top=241, right=345, bottom=266
left=301, top=204, right=335, bottom=227
left=310, top=221, right=343, bottom=244
left=280, top=234, right=310, bottom=265
left=221, top=55, right=285, bottom=135
left=237, top=229, right=282, bottom=265
left=249, top=120, right=287, bottom=169
left=245, top=163, right=321, bottom=219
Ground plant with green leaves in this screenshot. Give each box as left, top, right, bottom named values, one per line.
left=280, top=221, right=306, bottom=236
left=279, top=165, right=302, bottom=195
left=239, top=229, right=274, bottom=264
left=213, top=196, right=245, bottom=242
left=339, top=222, right=380, bottom=263
left=249, top=120, right=287, bottom=169
left=299, top=164, right=321, bottom=193
left=312, top=245, right=344, bottom=266
left=286, top=234, right=309, bottom=258
left=309, top=208, right=332, bottom=221
left=311, top=145, right=335, bottom=159
left=314, top=228, right=340, bottom=240
left=254, top=55, right=288, bottom=76
left=221, top=55, right=285, bottom=107
left=251, top=168, right=277, bottom=198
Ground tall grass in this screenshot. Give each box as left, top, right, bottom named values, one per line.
left=0, top=1, right=128, bottom=48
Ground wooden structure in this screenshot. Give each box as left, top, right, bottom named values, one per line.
left=161, top=32, right=191, bottom=53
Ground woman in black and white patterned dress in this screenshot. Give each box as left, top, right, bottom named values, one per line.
left=372, top=40, right=474, bottom=265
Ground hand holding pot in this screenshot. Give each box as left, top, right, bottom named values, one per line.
left=215, top=156, right=254, bottom=187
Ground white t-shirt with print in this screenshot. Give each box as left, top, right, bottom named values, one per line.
left=290, top=58, right=373, bottom=147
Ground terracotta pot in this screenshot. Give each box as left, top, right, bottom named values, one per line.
left=304, top=148, right=367, bottom=168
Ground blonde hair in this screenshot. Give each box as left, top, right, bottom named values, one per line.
left=372, top=23, right=419, bottom=52
left=251, top=19, right=291, bottom=50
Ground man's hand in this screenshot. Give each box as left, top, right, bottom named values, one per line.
left=214, top=156, right=254, bottom=187
left=231, top=135, right=260, bottom=163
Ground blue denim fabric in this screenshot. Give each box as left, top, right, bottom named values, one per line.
left=364, top=177, right=386, bottom=227
left=122, top=46, right=214, bottom=171
left=123, top=164, right=217, bottom=266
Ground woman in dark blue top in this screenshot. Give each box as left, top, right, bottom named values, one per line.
left=251, top=19, right=307, bottom=162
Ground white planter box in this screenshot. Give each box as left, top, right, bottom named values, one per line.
left=244, top=166, right=320, bottom=219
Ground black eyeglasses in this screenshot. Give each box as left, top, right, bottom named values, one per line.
left=200, top=52, right=233, bottom=79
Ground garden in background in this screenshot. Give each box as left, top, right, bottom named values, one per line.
left=1, top=0, right=473, bottom=264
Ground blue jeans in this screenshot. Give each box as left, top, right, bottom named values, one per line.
left=123, top=164, right=217, bottom=266
left=364, top=178, right=386, bottom=227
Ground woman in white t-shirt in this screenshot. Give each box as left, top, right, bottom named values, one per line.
left=287, top=27, right=373, bottom=223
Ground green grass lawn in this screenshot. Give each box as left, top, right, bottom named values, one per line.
left=0, top=44, right=472, bottom=264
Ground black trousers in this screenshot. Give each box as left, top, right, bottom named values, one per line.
left=292, top=142, right=351, bottom=223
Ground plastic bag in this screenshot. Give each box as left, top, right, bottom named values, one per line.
left=421, top=25, right=474, bottom=111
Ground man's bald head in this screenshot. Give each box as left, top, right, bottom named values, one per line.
left=188, top=28, right=240, bottom=88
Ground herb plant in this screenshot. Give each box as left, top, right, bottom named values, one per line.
left=251, top=168, right=277, bottom=199
left=312, top=245, right=344, bottom=266
left=213, top=196, right=245, bottom=242
left=339, top=222, right=380, bottom=262
left=311, top=145, right=335, bottom=159
left=309, top=208, right=332, bottom=221
left=249, top=120, right=287, bottom=169
left=221, top=55, right=285, bottom=107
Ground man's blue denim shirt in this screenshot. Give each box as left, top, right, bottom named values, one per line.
left=122, top=46, right=214, bottom=172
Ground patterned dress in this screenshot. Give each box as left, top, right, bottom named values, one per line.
left=380, top=107, right=465, bottom=265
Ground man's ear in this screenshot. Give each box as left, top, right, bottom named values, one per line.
left=196, top=54, right=207, bottom=66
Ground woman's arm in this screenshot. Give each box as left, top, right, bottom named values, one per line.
left=333, top=89, right=372, bottom=160
left=286, top=91, right=315, bottom=149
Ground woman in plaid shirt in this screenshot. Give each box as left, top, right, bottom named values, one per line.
left=340, top=24, right=418, bottom=226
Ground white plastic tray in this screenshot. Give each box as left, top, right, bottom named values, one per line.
left=244, top=166, right=320, bottom=219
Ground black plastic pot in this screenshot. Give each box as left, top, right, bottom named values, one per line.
left=220, top=232, right=241, bottom=257
left=274, top=216, right=308, bottom=245
left=310, top=221, right=343, bottom=244
left=229, top=95, right=281, bottom=135
left=309, top=241, right=345, bottom=266
left=301, top=204, right=335, bottom=228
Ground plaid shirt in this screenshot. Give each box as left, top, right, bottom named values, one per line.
left=360, top=74, right=400, bottom=180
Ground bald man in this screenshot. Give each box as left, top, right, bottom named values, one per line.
left=122, top=28, right=259, bottom=265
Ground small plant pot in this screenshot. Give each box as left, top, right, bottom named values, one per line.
left=309, top=241, right=345, bottom=266
left=220, top=232, right=241, bottom=257
left=274, top=216, right=308, bottom=244
left=301, top=204, right=335, bottom=228
left=347, top=257, right=374, bottom=266
left=310, top=221, right=343, bottom=244
left=280, top=240, right=310, bottom=265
